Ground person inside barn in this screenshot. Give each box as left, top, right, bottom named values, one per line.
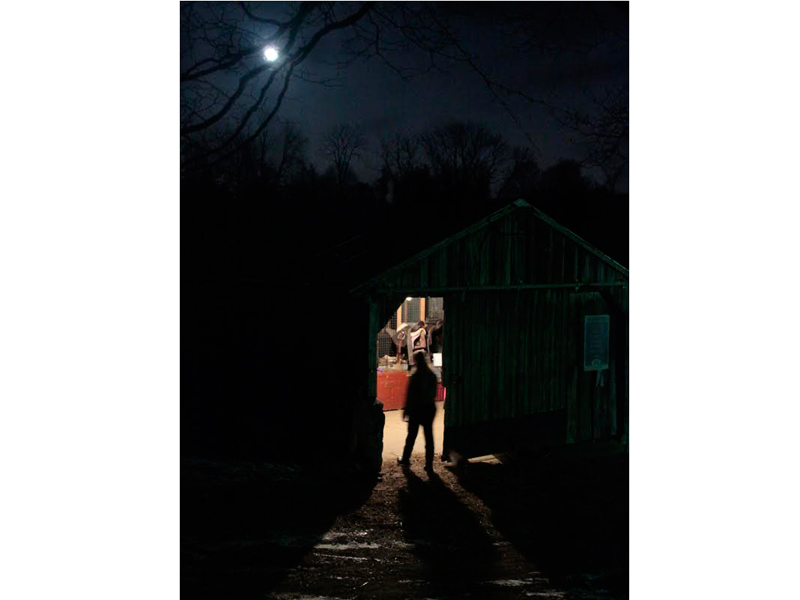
left=398, top=351, right=438, bottom=472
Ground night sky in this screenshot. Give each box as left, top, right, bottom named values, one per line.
left=290, top=4, right=626, bottom=178
left=181, top=2, right=629, bottom=188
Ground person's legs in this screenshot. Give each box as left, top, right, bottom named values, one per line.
left=422, top=417, right=435, bottom=470
left=400, top=419, right=419, bottom=464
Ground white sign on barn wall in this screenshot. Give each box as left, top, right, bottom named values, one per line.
left=584, top=315, right=610, bottom=371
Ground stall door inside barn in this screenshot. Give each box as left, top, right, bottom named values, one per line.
left=442, top=289, right=623, bottom=459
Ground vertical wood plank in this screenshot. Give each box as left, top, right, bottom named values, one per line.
left=368, top=300, right=381, bottom=398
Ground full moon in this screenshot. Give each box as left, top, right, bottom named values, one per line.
left=263, top=46, right=279, bottom=62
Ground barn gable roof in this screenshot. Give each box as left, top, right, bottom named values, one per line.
left=350, top=199, right=628, bottom=297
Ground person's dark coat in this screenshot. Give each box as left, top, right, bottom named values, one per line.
left=403, top=364, right=437, bottom=421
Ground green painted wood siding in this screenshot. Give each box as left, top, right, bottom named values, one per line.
left=361, top=203, right=628, bottom=448
left=444, top=290, right=572, bottom=425
left=443, top=288, right=627, bottom=445
left=371, top=208, right=626, bottom=293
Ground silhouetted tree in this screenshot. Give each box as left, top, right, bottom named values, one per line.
left=539, top=159, right=594, bottom=199
left=497, top=146, right=541, bottom=201
left=273, top=121, right=310, bottom=186
left=532, top=159, right=628, bottom=266
left=379, top=132, right=421, bottom=182
left=419, top=121, right=509, bottom=204
left=557, top=86, right=629, bottom=191
left=321, top=124, right=366, bottom=189
left=376, top=132, right=433, bottom=207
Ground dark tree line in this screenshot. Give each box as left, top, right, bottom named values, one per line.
left=183, top=116, right=627, bottom=283
left=180, top=118, right=627, bottom=358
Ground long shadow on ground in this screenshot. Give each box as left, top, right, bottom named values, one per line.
left=398, top=467, right=500, bottom=597
left=454, top=445, right=629, bottom=599
left=181, top=458, right=376, bottom=600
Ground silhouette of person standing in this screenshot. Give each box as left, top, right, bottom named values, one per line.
left=398, top=351, right=438, bottom=471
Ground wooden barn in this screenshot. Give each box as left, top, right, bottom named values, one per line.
left=351, top=200, right=628, bottom=461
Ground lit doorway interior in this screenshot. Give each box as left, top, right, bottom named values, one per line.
left=376, top=297, right=445, bottom=462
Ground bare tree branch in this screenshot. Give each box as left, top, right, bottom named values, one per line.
left=419, top=122, right=509, bottom=192
left=321, top=124, right=366, bottom=187
left=379, top=132, right=420, bottom=181
left=181, top=2, right=375, bottom=172
left=555, top=86, right=629, bottom=190
left=237, top=1, right=285, bottom=27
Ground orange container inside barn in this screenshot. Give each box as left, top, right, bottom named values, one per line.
left=377, top=369, right=446, bottom=411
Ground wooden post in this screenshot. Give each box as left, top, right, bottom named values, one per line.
left=396, top=303, right=404, bottom=370
left=420, top=297, right=426, bottom=323
left=368, top=300, right=381, bottom=399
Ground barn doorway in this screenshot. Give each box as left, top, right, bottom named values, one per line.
left=376, top=297, right=446, bottom=463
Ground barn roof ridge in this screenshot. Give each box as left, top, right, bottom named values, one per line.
left=526, top=204, right=629, bottom=278
left=350, top=199, right=627, bottom=296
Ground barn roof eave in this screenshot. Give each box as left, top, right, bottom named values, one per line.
left=349, top=200, right=529, bottom=297
left=528, top=205, right=629, bottom=279
left=349, top=199, right=627, bottom=297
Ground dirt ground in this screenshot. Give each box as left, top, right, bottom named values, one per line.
left=182, top=435, right=627, bottom=600
left=382, top=403, right=445, bottom=463
left=265, top=467, right=609, bottom=600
